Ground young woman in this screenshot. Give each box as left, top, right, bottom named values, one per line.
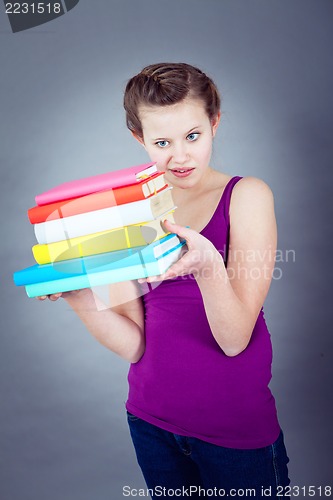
left=38, top=63, right=290, bottom=498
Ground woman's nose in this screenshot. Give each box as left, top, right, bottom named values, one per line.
left=172, top=143, right=189, bottom=164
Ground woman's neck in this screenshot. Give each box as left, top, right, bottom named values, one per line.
left=169, top=166, right=218, bottom=201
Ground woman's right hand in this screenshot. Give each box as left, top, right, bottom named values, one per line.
left=36, top=289, right=89, bottom=302
left=36, top=293, right=62, bottom=301
left=36, top=292, right=67, bottom=301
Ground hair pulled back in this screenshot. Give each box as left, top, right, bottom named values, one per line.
left=123, top=62, right=221, bottom=138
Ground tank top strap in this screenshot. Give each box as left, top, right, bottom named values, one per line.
left=221, top=175, right=243, bottom=228
left=202, top=175, right=244, bottom=236
left=200, top=175, right=243, bottom=265
left=217, top=175, right=243, bottom=265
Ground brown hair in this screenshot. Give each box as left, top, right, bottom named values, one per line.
left=123, top=62, right=221, bottom=138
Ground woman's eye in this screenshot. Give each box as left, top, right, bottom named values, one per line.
left=187, top=133, right=200, bottom=141
left=156, top=140, right=169, bottom=148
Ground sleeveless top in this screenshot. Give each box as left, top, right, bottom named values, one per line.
left=126, top=176, right=281, bottom=449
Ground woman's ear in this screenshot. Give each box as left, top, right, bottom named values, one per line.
left=211, top=111, right=221, bottom=137
left=131, top=131, right=146, bottom=147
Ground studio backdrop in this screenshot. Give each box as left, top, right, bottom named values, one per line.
left=1, top=1, right=332, bottom=499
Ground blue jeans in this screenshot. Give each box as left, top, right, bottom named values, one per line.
left=127, top=411, right=290, bottom=499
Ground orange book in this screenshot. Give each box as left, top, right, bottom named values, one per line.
left=28, top=172, right=167, bottom=224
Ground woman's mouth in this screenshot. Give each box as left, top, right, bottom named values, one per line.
left=169, top=168, right=195, bottom=178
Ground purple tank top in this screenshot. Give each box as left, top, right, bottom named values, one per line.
left=126, top=176, right=281, bottom=449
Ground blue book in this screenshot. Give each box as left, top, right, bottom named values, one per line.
left=13, top=234, right=185, bottom=298
left=13, top=233, right=179, bottom=285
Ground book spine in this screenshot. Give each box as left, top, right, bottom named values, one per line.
left=16, top=247, right=143, bottom=285
left=35, top=162, right=157, bottom=206
left=34, top=188, right=174, bottom=244
left=32, top=212, right=175, bottom=264
left=15, top=235, right=181, bottom=285
left=25, top=265, right=144, bottom=297
left=24, top=244, right=183, bottom=298
left=28, top=173, right=167, bottom=224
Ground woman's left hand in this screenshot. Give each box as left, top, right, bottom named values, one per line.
left=138, top=219, right=223, bottom=283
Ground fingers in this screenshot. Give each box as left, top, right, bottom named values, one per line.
left=49, top=293, right=62, bottom=301
left=162, top=219, right=194, bottom=241
left=137, top=276, right=161, bottom=284
left=36, top=293, right=62, bottom=301
left=137, top=263, right=183, bottom=284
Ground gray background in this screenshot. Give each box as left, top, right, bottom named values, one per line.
left=1, top=0, right=332, bottom=499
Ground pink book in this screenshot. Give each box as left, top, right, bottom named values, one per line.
left=35, top=162, right=158, bottom=206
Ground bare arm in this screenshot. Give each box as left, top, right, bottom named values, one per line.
left=38, top=280, right=145, bottom=363
left=195, top=177, right=277, bottom=356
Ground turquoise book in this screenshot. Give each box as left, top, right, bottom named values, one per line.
left=13, top=234, right=185, bottom=298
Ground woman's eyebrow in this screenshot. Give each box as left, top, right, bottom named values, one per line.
left=186, top=126, right=201, bottom=134
left=152, top=126, right=201, bottom=141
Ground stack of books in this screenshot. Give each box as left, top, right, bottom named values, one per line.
left=13, top=162, right=185, bottom=297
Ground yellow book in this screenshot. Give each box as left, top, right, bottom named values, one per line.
left=32, top=212, right=175, bottom=264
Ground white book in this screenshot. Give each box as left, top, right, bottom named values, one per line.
left=34, top=188, right=175, bottom=244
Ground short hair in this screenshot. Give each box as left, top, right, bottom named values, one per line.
left=123, top=62, right=221, bottom=138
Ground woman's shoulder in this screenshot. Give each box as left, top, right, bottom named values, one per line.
left=210, top=171, right=273, bottom=198
left=230, top=176, right=275, bottom=226
left=233, top=176, right=273, bottom=203
left=233, top=175, right=273, bottom=194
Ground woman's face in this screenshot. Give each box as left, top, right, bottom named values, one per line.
left=134, top=98, right=220, bottom=189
